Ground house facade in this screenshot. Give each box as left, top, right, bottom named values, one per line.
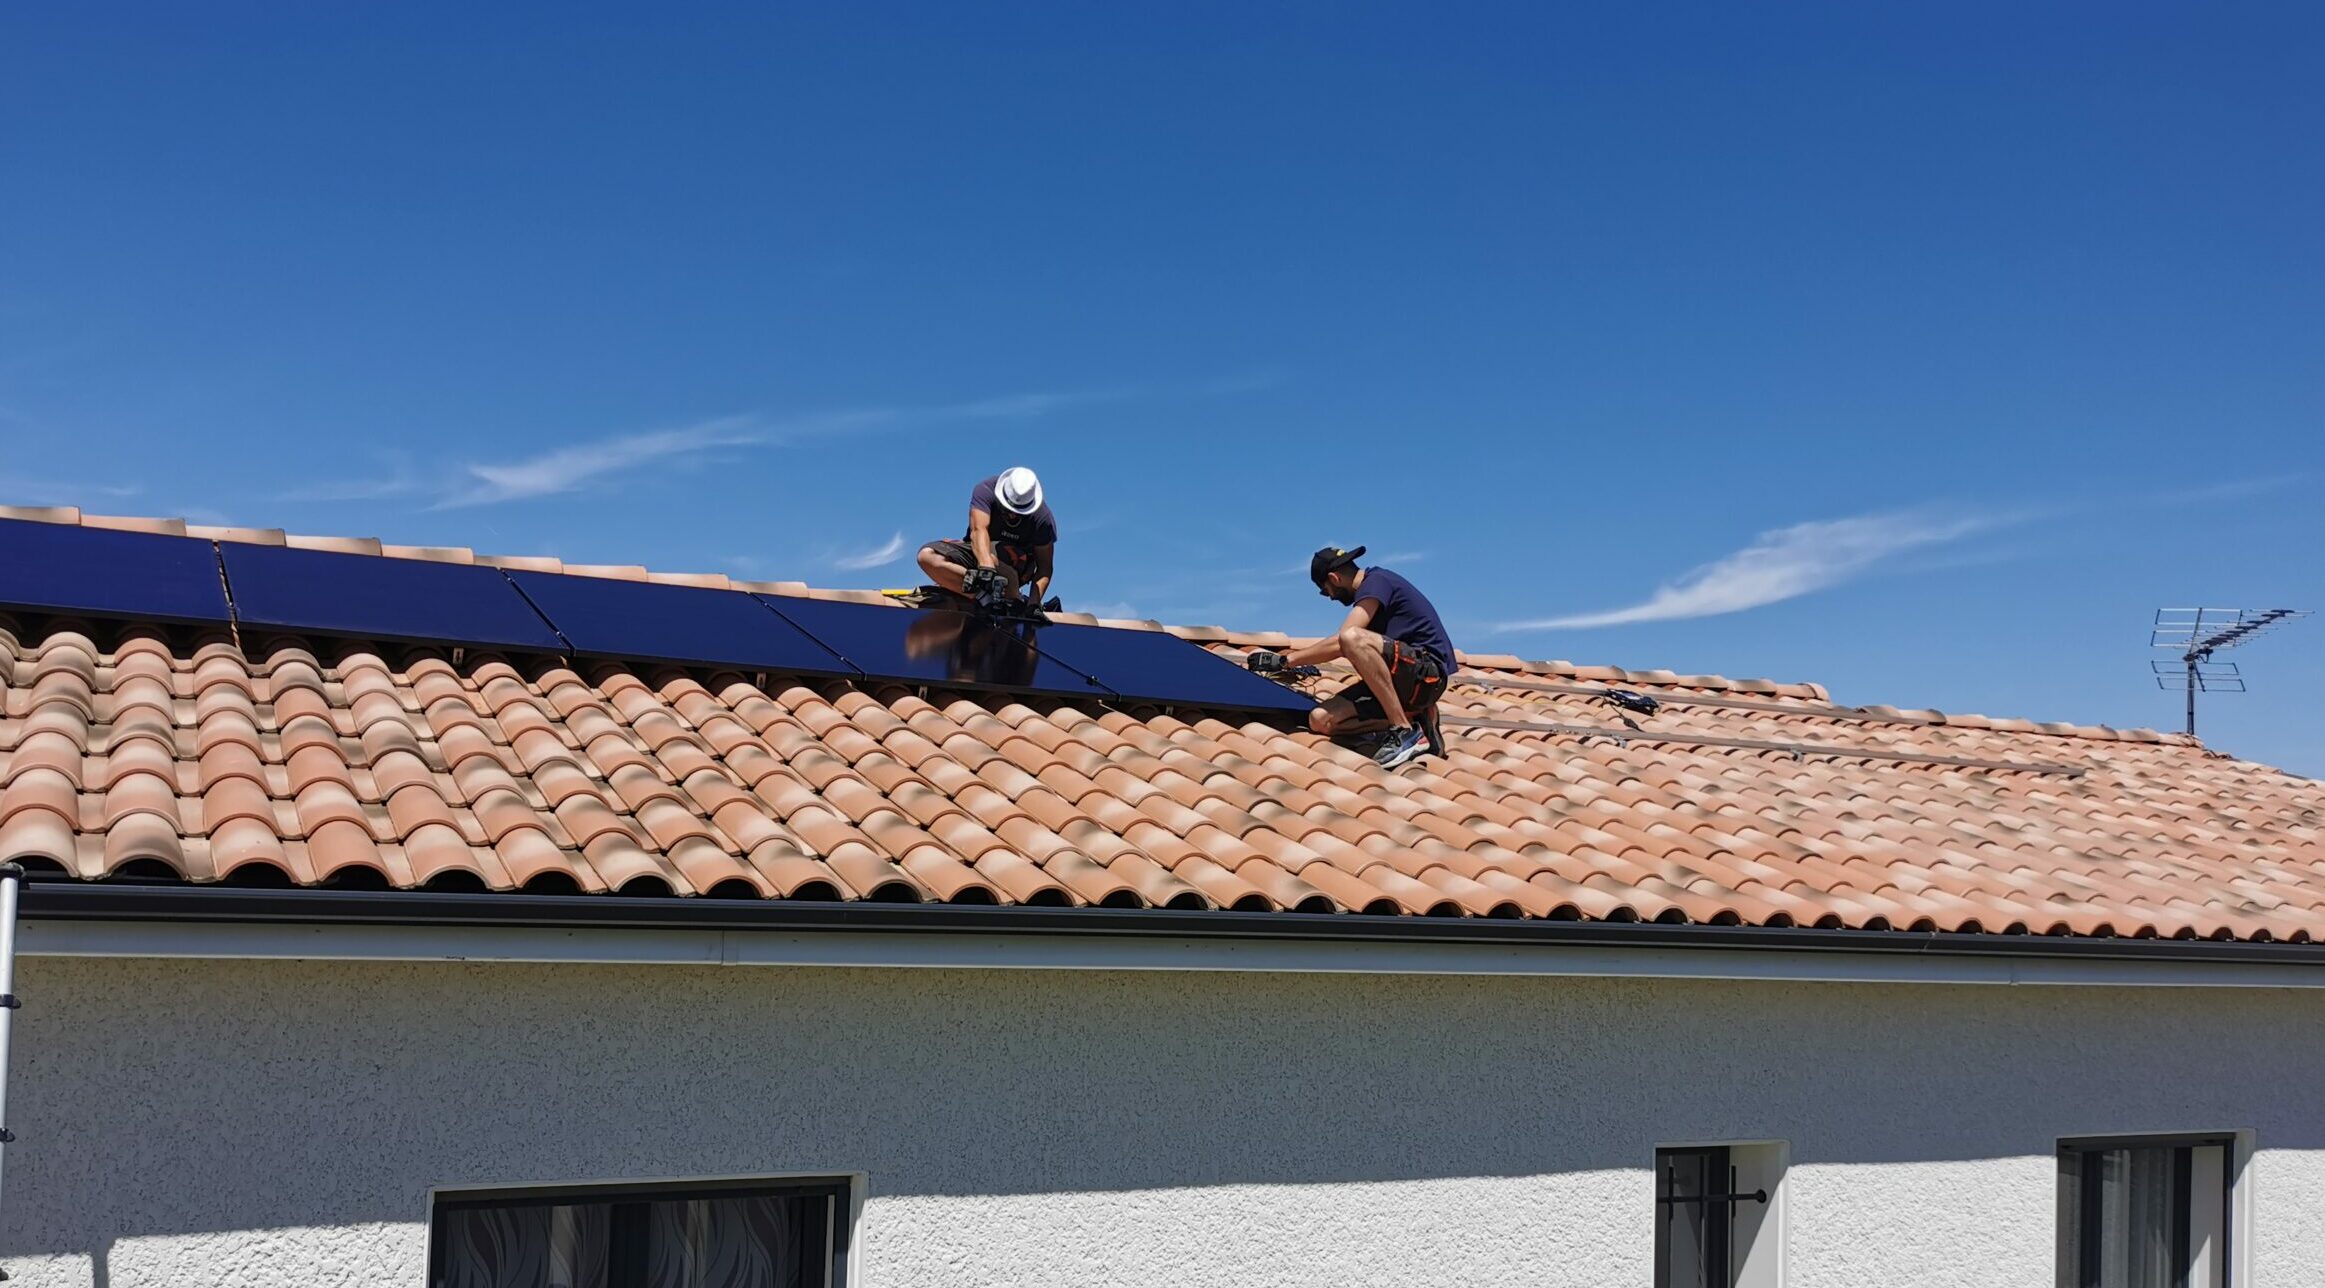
left=11, top=923, right=2324, bottom=1286
left=1, top=506, right=2320, bottom=1285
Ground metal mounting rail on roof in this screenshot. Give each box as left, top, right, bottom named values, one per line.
left=1439, top=715, right=2089, bottom=777
left=1452, top=673, right=1962, bottom=728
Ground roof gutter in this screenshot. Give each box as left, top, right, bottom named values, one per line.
left=16, top=882, right=2325, bottom=987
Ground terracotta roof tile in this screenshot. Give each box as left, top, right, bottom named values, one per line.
left=2, top=508, right=2321, bottom=941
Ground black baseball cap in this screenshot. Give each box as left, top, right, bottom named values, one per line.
left=1309, top=545, right=1366, bottom=585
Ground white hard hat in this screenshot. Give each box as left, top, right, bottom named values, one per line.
left=996, top=466, right=1043, bottom=515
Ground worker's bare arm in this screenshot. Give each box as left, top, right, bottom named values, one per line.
left=1028, top=545, right=1055, bottom=601
left=1280, top=601, right=1379, bottom=668
left=968, top=508, right=999, bottom=569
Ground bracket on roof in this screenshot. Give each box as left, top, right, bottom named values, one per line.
left=1602, top=688, right=1661, bottom=716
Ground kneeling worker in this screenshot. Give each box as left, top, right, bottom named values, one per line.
left=917, top=466, right=1057, bottom=610
left=1248, top=545, right=1454, bottom=770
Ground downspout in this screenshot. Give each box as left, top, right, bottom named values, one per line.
left=0, top=863, right=20, bottom=1283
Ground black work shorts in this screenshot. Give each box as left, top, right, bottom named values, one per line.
left=921, top=539, right=978, bottom=571
left=922, top=539, right=1035, bottom=583
left=1333, top=640, right=1447, bottom=723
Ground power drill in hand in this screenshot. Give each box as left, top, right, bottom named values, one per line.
left=961, top=567, right=1016, bottom=616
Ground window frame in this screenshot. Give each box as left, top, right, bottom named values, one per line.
left=2056, top=1133, right=2238, bottom=1288
left=426, top=1173, right=855, bottom=1288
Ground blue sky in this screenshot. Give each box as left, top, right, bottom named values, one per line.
left=4, top=4, right=2321, bottom=774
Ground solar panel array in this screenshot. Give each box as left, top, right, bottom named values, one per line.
left=759, top=593, right=1107, bottom=701
left=0, top=518, right=232, bottom=625
left=224, top=543, right=567, bottom=653
left=0, top=520, right=1313, bottom=715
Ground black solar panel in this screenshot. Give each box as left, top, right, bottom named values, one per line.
left=0, top=518, right=232, bottom=625
left=1027, top=623, right=1317, bottom=715
left=220, top=544, right=566, bottom=653
left=757, top=595, right=1109, bottom=699
left=507, top=570, right=856, bottom=677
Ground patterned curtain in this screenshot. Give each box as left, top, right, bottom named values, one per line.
left=436, top=1193, right=818, bottom=1288
left=437, top=1203, right=610, bottom=1288
left=646, top=1196, right=806, bottom=1288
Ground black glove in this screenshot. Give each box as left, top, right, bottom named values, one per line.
left=961, top=567, right=1004, bottom=599
left=1246, top=649, right=1287, bottom=675
left=1286, top=664, right=1322, bottom=680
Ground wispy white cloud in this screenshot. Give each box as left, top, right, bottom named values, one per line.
left=833, top=531, right=908, bottom=571
left=2154, top=474, right=2308, bottom=506
left=1496, top=509, right=2012, bottom=632
left=279, top=452, right=429, bottom=503
left=952, top=388, right=1132, bottom=419
left=0, top=474, right=141, bottom=504
left=273, top=374, right=1265, bottom=512
left=281, top=476, right=424, bottom=503
left=438, top=416, right=761, bottom=509
left=281, top=387, right=1138, bottom=511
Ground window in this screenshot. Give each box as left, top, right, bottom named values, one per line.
left=1656, top=1144, right=1783, bottom=1288
left=2058, top=1136, right=2235, bottom=1288
left=429, top=1176, right=851, bottom=1288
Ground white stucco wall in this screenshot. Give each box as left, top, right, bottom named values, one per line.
left=1, top=956, right=2320, bottom=1286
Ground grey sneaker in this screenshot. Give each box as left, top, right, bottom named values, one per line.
left=1373, top=725, right=1427, bottom=770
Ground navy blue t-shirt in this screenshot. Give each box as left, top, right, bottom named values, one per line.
left=966, top=475, right=1058, bottom=561
left=1355, top=567, right=1455, bottom=670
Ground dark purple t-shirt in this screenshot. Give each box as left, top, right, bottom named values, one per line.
left=966, top=475, right=1058, bottom=561
left=1355, top=567, right=1455, bottom=670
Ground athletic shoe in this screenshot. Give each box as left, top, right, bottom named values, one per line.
left=1373, top=725, right=1427, bottom=770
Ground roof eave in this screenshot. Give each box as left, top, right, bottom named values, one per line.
left=18, top=881, right=2325, bottom=986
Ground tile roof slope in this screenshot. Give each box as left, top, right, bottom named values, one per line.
left=2, top=505, right=2321, bottom=942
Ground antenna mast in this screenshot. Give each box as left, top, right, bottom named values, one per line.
left=2150, top=608, right=2312, bottom=737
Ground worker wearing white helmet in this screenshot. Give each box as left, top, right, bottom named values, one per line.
left=916, top=466, right=1058, bottom=609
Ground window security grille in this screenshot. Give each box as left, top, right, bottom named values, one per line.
left=1656, top=1146, right=1770, bottom=1288
left=429, top=1177, right=850, bottom=1288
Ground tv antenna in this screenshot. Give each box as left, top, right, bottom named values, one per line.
left=2150, top=608, right=2311, bottom=737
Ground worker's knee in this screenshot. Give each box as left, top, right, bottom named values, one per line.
left=1337, top=623, right=1378, bottom=655
left=1308, top=707, right=1337, bottom=736
left=916, top=545, right=952, bottom=575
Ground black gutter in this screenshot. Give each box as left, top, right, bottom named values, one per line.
left=18, top=879, right=2325, bottom=967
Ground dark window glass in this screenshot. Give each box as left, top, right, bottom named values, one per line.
left=431, top=1179, right=847, bottom=1288
left=1656, top=1147, right=1731, bottom=1288
left=2058, top=1139, right=2231, bottom=1288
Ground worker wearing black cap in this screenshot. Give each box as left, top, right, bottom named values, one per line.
left=1246, top=545, right=1454, bottom=769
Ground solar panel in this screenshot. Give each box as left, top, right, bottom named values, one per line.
left=0, top=518, right=232, bottom=625
left=1026, top=623, right=1317, bottom=715
left=220, top=544, right=566, bottom=652
left=507, top=570, right=856, bottom=677
left=756, top=594, right=1109, bottom=699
